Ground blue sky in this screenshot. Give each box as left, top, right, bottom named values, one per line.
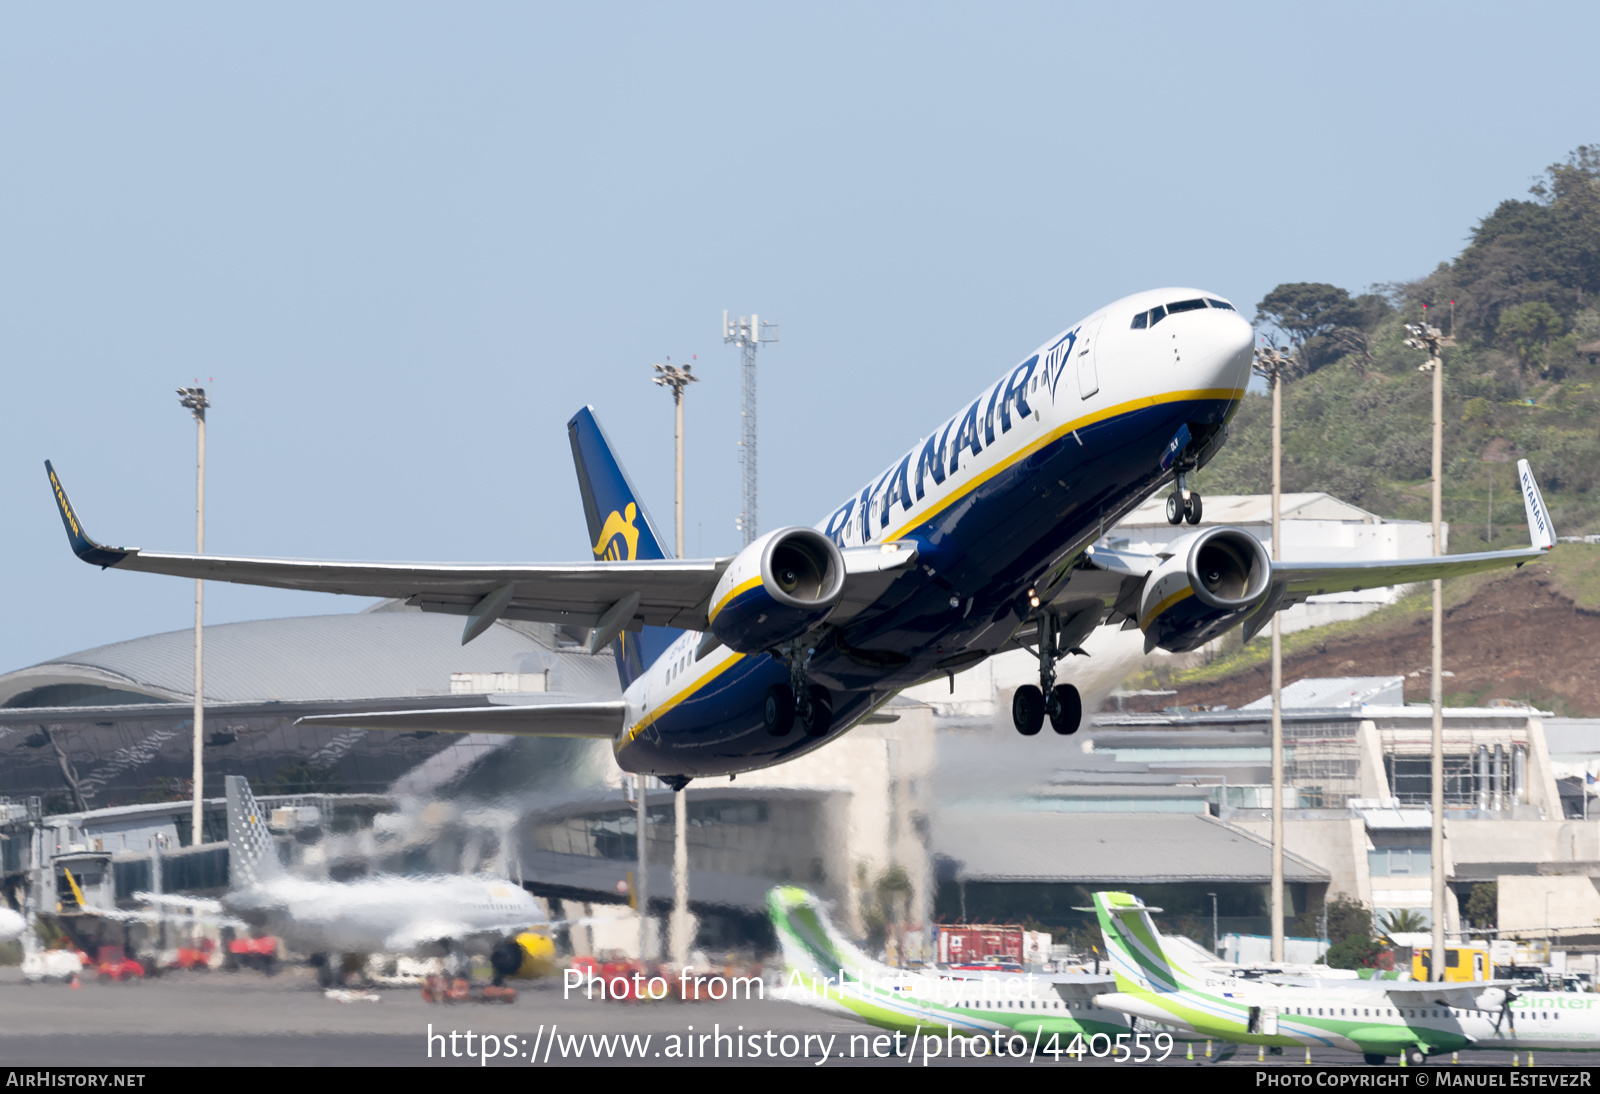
left=3, top=2, right=1596, bottom=673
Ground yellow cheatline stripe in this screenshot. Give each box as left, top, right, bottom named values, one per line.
left=620, top=387, right=1242, bottom=756
left=616, top=647, right=748, bottom=751
left=885, top=387, right=1244, bottom=543
left=708, top=574, right=762, bottom=624
left=1139, top=585, right=1193, bottom=631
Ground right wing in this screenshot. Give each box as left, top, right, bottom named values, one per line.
left=295, top=700, right=626, bottom=737
left=1046, top=458, right=1557, bottom=644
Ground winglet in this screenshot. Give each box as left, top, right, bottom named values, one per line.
left=44, top=461, right=133, bottom=568
left=1517, top=459, right=1556, bottom=551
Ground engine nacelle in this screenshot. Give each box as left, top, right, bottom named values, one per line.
left=1138, top=527, right=1272, bottom=653
left=708, top=527, right=846, bottom=653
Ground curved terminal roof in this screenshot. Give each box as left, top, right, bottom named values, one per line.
left=0, top=610, right=618, bottom=709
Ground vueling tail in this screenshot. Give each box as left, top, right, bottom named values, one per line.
left=225, top=776, right=285, bottom=888
left=1092, top=890, right=1196, bottom=994
left=566, top=406, right=682, bottom=686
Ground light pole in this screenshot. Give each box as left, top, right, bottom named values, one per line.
left=653, top=359, right=699, bottom=967
left=177, top=386, right=209, bottom=845
left=651, top=360, right=698, bottom=559
left=1404, top=317, right=1453, bottom=978
left=1209, top=891, right=1219, bottom=956
left=1254, top=344, right=1292, bottom=962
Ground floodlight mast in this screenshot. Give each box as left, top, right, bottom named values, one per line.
left=723, top=311, right=778, bottom=547
left=651, top=361, right=698, bottom=558
left=177, top=386, right=210, bottom=846
left=1404, top=317, right=1454, bottom=980
left=652, top=358, right=699, bottom=966
left=1252, top=344, right=1292, bottom=963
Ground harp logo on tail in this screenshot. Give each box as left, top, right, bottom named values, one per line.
left=593, top=503, right=641, bottom=561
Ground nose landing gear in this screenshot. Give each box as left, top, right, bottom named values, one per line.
left=1165, top=471, right=1203, bottom=526
left=1011, top=610, right=1087, bottom=736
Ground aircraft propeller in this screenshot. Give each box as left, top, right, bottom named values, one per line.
left=1490, top=987, right=1520, bottom=1038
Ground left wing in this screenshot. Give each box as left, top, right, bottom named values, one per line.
left=296, top=699, right=626, bottom=736
left=384, top=920, right=544, bottom=954
left=47, top=461, right=918, bottom=648
left=49, top=460, right=725, bottom=642
left=1265, top=976, right=1517, bottom=1012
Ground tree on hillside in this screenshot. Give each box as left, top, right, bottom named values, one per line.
left=1255, top=283, right=1392, bottom=374
left=1405, top=145, right=1600, bottom=340
left=1496, top=300, right=1564, bottom=374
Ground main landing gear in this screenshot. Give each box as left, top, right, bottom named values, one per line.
left=1011, top=611, right=1084, bottom=736
left=1165, top=470, right=1203, bottom=525
left=764, top=641, right=833, bottom=739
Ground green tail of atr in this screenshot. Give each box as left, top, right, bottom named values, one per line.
left=767, top=886, right=887, bottom=992
left=1093, top=891, right=1197, bottom=995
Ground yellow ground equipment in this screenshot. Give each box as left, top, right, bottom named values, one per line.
left=1412, top=945, right=1492, bottom=982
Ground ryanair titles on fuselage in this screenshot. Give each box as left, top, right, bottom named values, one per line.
left=821, top=328, right=1076, bottom=549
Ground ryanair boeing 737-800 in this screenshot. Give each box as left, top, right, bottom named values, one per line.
left=46, top=288, right=1557, bottom=786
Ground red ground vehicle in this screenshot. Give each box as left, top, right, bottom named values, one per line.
left=95, top=945, right=145, bottom=982
left=227, top=935, right=278, bottom=973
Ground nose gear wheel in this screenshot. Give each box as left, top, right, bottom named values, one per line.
left=1165, top=471, right=1203, bottom=525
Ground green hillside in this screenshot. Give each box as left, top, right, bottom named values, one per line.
left=1194, top=145, right=1600, bottom=544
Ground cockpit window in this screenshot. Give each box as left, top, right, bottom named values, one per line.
left=1130, top=311, right=1148, bottom=329
left=1206, top=298, right=1235, bottom=311
left=1147, top=304, right=1167, bottom=327
left=1166, top=298, right=1207, bottom=314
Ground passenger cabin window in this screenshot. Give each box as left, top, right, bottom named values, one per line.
left=1166, top=298, right=1208, bottom=314
left=1206, top=298, right=1235, bottom=311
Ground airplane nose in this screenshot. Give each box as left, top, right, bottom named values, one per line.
left=1190, top=312, right=1255, bottom=390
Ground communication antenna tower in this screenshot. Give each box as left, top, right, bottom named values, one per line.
left=722, top=311, right=779, bottom=546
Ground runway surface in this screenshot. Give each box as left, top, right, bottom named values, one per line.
left=2, top=967, right=1597, bottom=1067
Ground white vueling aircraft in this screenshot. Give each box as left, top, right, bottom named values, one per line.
left=140, top=776, right=548, bottom=987
left=46, top=289, right=1558, bottom=787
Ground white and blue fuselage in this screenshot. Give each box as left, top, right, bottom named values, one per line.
left=617, top=289, right=1254, bottom=777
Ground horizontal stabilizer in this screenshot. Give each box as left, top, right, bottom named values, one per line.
left=296, top=700, right=626, bottom=738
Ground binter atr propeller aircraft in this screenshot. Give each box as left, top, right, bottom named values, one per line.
left=1088, top=890, right=1600, bottom=1065
left=46, top=288, right=1558, bottom=787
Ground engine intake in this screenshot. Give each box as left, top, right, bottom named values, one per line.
left=1138, top=527, right=1272, bottom=653
left=708, top=527, right=846, bottom=653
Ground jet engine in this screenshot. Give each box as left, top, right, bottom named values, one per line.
left=490, top=931, right=557, bottom=983
left=1137, top=527, right=1272, bottom=653
left=708, top=527, right=846, bottom=653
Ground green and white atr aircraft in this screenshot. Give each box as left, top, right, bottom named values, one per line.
left=769, top=887, right=1188, bottom=1062
left=1090, top=891, right=1600, bottom=1065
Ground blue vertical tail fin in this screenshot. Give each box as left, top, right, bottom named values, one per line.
left=567, top=406, right=681, bottom=687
